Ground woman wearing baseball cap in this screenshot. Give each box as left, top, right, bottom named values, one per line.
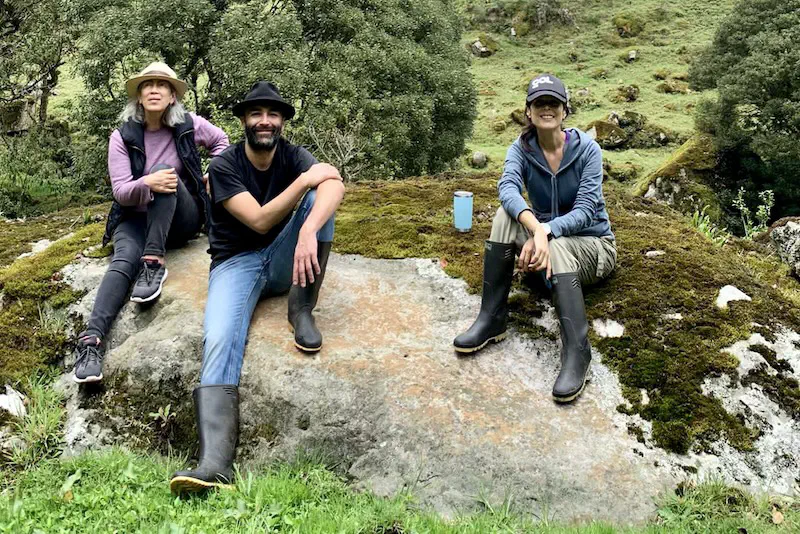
left=73, top=62, right=229, bottom=384
left=454, top=73, right=616, bottom=403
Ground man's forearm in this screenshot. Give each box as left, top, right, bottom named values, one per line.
left=301, top=179, right=345, bottom=236
left=255, top=179, right=309, bottom=233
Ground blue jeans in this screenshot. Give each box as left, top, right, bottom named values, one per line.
left=200, top=190, right=335, bottom=385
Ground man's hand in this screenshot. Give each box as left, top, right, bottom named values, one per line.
left=293, top=228, right=320, bottom=287
left=143, top=168, right=178, bottom=193
left=302, top=163, right=342, bottom=189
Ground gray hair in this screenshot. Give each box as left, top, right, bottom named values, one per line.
left=119, top=98, right=187, bottom=127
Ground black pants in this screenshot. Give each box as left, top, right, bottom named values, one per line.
left=84, top=175, right=201, bottom=339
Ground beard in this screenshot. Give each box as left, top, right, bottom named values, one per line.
left=245, top=123, right=282, bottom=151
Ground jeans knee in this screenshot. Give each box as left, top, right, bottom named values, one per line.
left=302, top=188, right=318, bottom=209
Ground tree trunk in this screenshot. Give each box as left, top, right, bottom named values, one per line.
left=38, top=68, right=58, bottom=126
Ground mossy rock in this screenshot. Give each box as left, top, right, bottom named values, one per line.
left=491, top=118, right=508, bottom=132
left=628, top=123, right=682, bottom=149
left=477, top=33, right=499, bottom=54
left=590, top=68, right=610, bottom=80
left=585, top=120, right=628, bottom=149
left=612, top=13, right=646, bottom=38
left=636, top=133, right=722, bottom=221
left=509, top=108, right=527, bottom=126
left=613, top=85, right=640, bottom=103
left=657, top=80, right=690, bottom=94
left=653, top=69, right=671, bottom=80
left=607, top=162, right=642, bottom=182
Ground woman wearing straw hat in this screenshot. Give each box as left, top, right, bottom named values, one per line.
left=73, top=62, right=229, bottom=384
left=453, top=73, right=616, bottom=403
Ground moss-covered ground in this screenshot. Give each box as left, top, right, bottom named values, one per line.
left=334, top=177, right=800, bottom=455
left=0, top=221, right=107, bottom=385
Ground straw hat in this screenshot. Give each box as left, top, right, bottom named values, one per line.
left=125, top=62, right=187, bottom=100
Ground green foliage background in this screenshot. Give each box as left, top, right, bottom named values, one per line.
left=690, top=0, right=800, bottom=217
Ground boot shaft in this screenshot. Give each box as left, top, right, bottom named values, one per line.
left=479, top=240, right=516, bottom=318
left=551, top=272, right=590, bottom=356
left=289, top=241, right=332, bottom=316
left=193, top=384, right=239, bottom=465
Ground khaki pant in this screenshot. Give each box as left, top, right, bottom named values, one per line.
left=489, top=207, right=617, bottom=286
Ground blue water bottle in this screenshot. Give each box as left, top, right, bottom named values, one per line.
left=453, top=191, right=474, bottom=232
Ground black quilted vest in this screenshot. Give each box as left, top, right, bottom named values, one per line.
left=102, top=113, right=209, bottom=245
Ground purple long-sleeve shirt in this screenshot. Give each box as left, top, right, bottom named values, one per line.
left=108, top=113, right=229, bottom=210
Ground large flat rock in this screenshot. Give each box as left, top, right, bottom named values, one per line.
left=58, top=237, right=797, bottom=523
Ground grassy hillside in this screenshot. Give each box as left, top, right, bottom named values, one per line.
left=466, top=0, right=733, bottom=178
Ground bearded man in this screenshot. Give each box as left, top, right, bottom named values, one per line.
left=170, top=81, right=344, bottom=494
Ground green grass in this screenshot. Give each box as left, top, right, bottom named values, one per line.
left=1, top=448, right=797, bottom=533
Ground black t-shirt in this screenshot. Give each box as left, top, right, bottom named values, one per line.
left=207, top=139, right=318, bottom=267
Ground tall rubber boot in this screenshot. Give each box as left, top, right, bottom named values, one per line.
left=453, top=241, right=515, bottom=353
left=170, top=385, right=238, bottom=494
left=288, top=241, right=332, bottom=352
left=551, top=272, right=592, bottom=403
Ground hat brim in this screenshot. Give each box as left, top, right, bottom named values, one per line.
left=126, top=74, right=187, bottom=100
left=526, top=90, right=568, bottom=104
left=232, top=98, right=296, bottom=120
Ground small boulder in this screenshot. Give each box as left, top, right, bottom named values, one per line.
left=509, top=109, right=527, bottom=126
left=614, top=85, right=640, bottom=102
left=492, top=119, right=507, bottom=132
left=608, top=162, right=641, bottom=182
left=645, top=250, right=666, bottom=258
left=626, top=50, right=639, bottom=63
left=470, top=151, right=488, bottom=169
left=585, top=120, right=627, bottom=149
left=471, top=33, right=498, bottom=58
left=770, top=218, right=800, bottom=276
left=657, top=80, right=689, bottom=94
left=471, top=40, right=492, bottom=58
left=618, top=110, right=647, bottom=130
left=0, top=385, right=26, bottom=419
left=715, top=285, right=751, bottom=309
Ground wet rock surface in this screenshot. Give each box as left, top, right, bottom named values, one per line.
left=58, top=238, right=800, bottom=521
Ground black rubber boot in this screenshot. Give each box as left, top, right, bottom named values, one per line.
left=170, top=385, right=239, bottom=494
left=453, top=241, right=515, bottom=353
left=551, top=272, right=592, bottom=403
left=288, top=241, right=332, bottom=353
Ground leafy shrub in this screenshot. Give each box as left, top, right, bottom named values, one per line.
left=73, top=0, right=476, bottom=180
left=690, top=0, right=800, bottom=218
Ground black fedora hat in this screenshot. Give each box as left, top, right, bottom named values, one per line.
left=232, top=81, right=296, bottom=119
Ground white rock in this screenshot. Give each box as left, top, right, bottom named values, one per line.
left=640, top=389, right=650, bottom=406
left=645, top=250, right=666, bottom=258
left=0, top=386, right=26, bottom=418
left=715, top=285, right=751, bottom=309
left=593, top=318, right=625, bottom=338
left=663, top=313, right=683, bottom=321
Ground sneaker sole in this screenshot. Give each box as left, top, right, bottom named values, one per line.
left=552, top=362, right=592, bottom=404
left=130, top=268, right=168, bottom=303
left=288, top=324, right=322, bottom=353
left=453, top=331, right=507, bottom=354
left=73, top=373, right=103, bottom=384
left=170, top=475, right=234, bottom=495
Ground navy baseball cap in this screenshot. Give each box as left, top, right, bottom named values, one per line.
left=526, top=74, right=568, bottom=105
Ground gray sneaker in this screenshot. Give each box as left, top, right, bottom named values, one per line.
left=73, top=335, right=104, bottom=383
left=130, top=260, right=168, bottom=303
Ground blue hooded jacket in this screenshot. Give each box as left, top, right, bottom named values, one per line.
left=498, top=128, right=614, bottom=240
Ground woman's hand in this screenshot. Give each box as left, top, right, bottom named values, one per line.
left=143, top=168, right=178, bottom=193
left=518, top=227, right=551, bottom=277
